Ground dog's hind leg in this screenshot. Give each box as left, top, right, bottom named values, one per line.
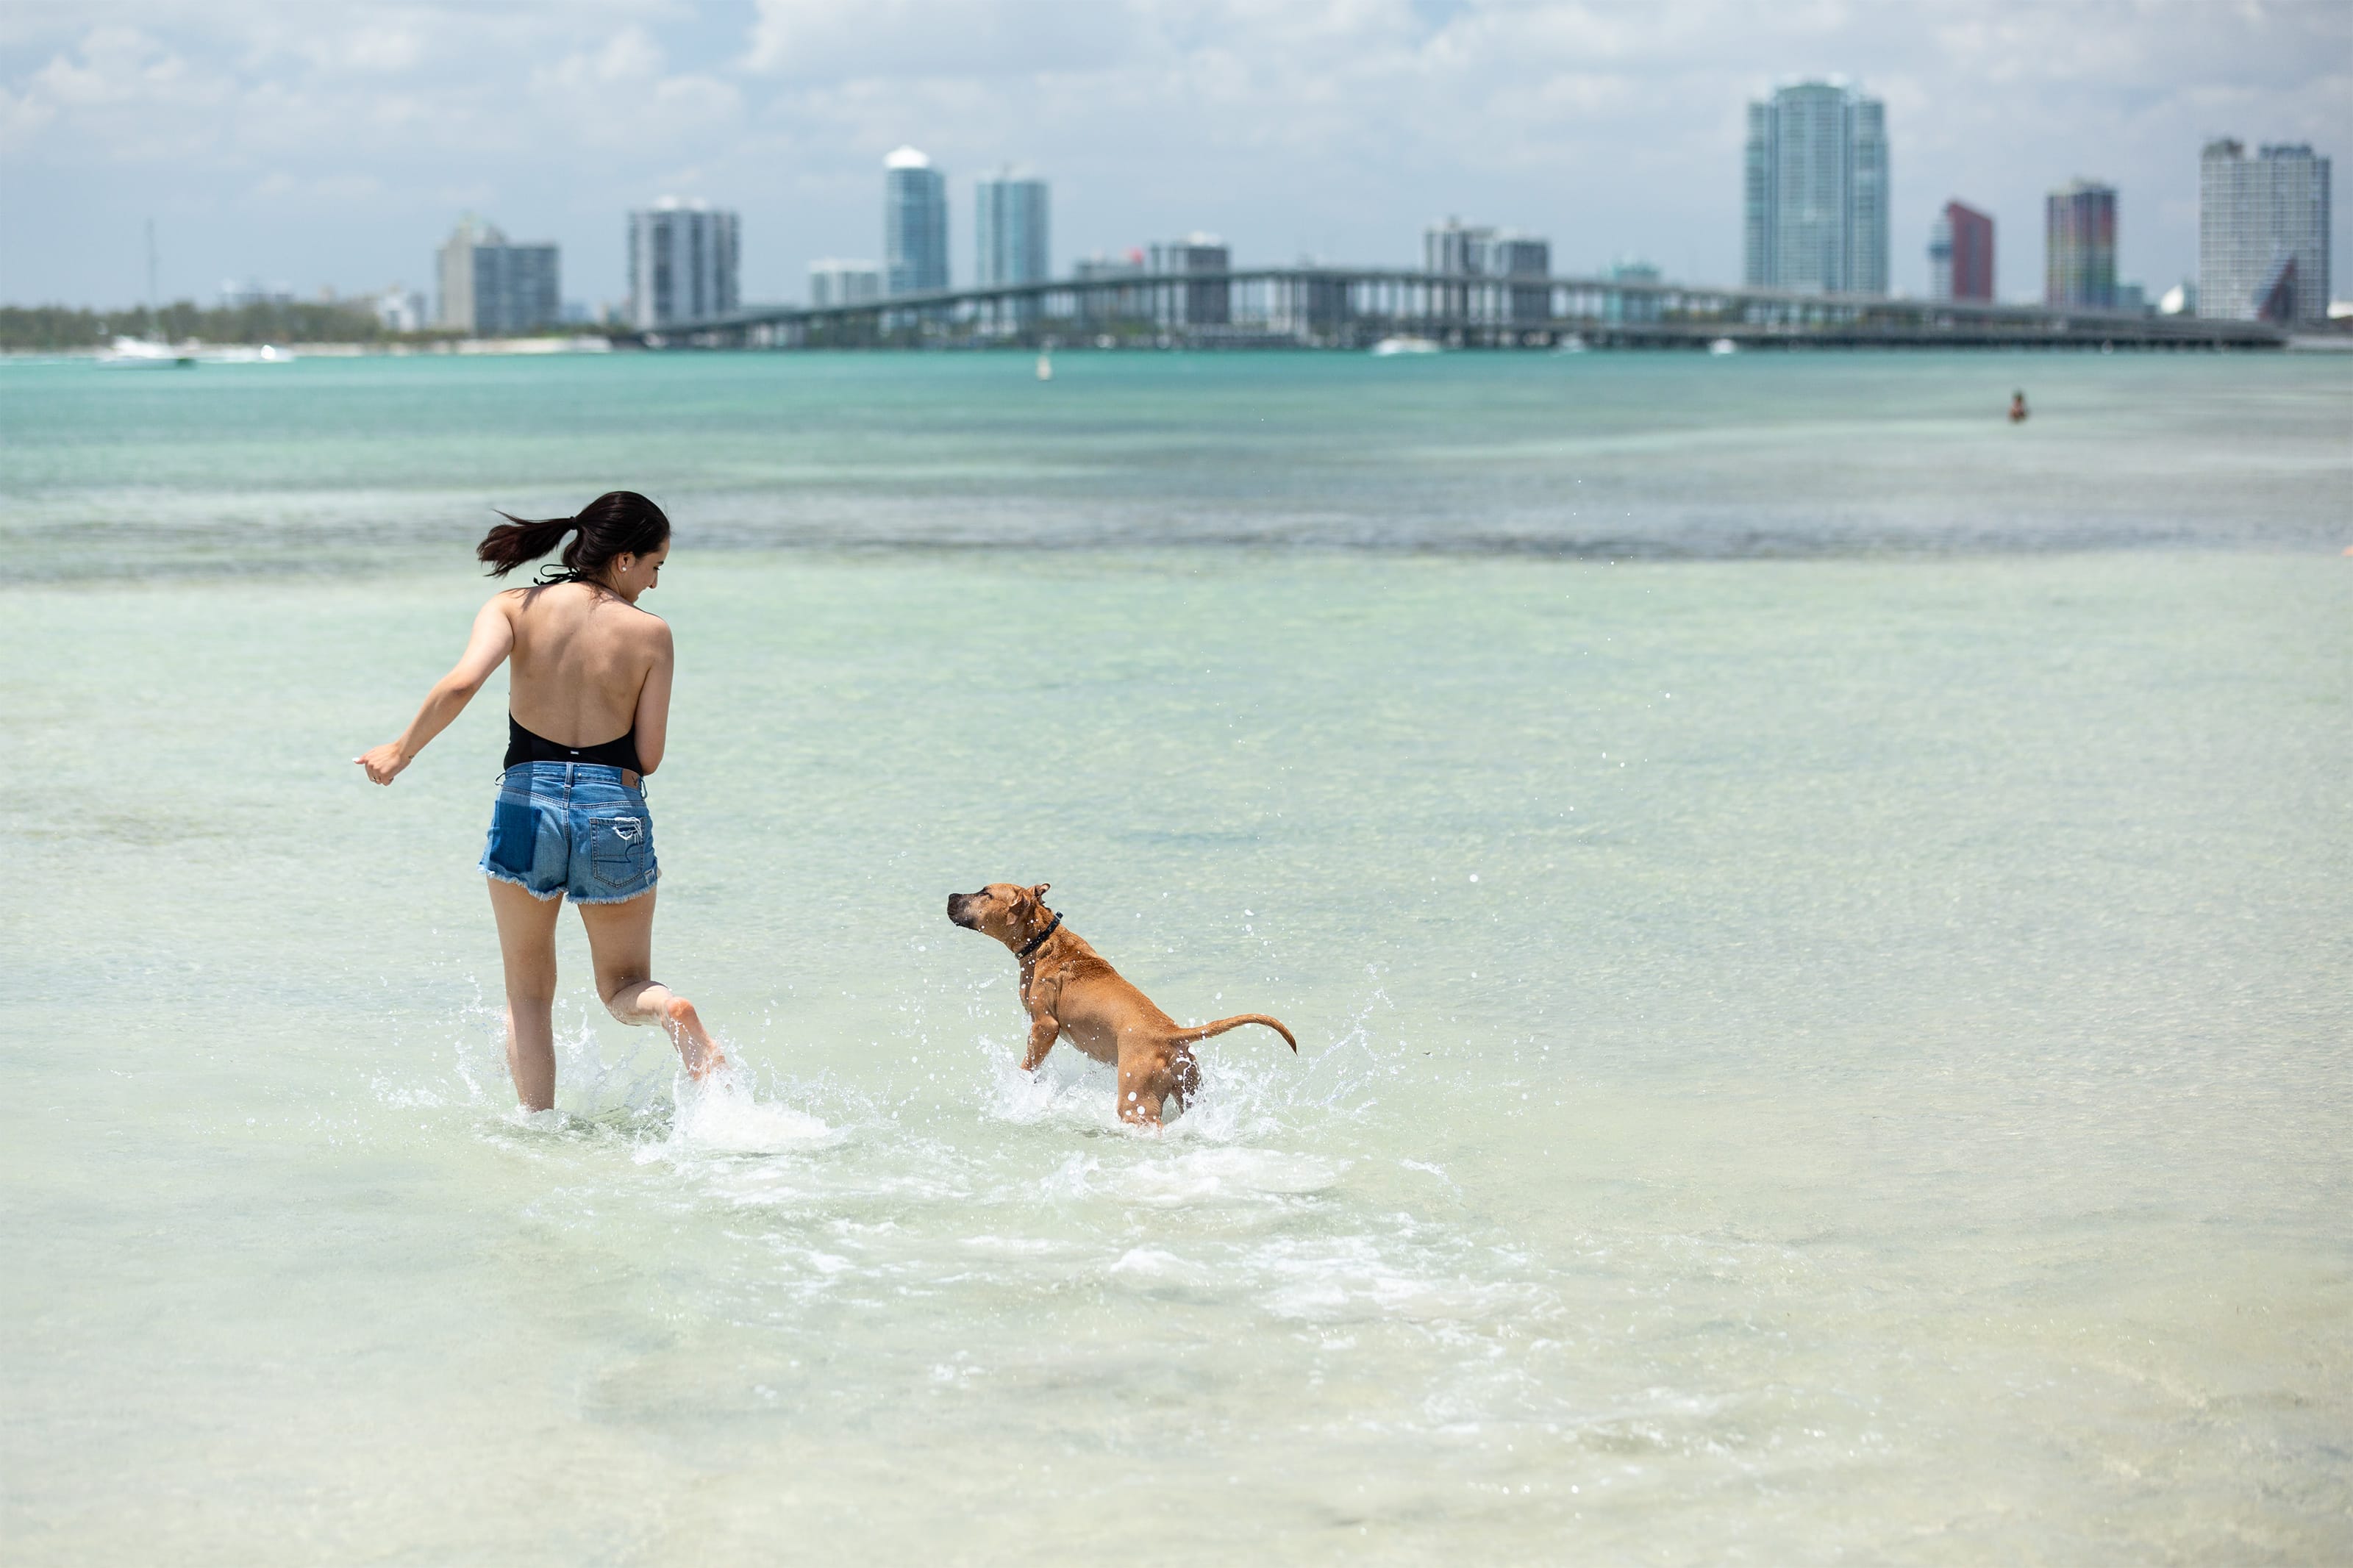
left=1117, top=1062, right=1165, bottom=1128
left=1165, top=1048, right=1202, bottom=1114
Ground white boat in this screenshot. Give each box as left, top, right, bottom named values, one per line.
left=97, top=336, right=194, bottom=369
left=1554, top=334, right=1589, bottom=354
left=1035, top=351, right=1053, bottom=382
left=1371, top=335, right=1441, bottom=356
left=1707, top=337, right=1738, bottom=356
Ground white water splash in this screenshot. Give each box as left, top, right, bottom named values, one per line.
left=662, top=1064, right=837, bottom=1156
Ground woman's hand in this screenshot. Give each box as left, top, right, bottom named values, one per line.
left=356, top=742, right=410, bottom=785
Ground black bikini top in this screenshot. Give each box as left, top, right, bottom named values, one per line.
left=504, top=714, right=641, bottom=774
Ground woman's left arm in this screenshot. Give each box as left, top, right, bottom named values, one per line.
left=356, top=595, right=517, bottom=785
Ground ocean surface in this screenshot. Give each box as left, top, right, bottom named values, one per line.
left=4, top=350, right=2350, bottom=1564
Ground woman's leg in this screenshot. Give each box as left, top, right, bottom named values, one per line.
left=488, top=878, right=564, bottom=1111
left=576, top=889, right=726, bottom=1078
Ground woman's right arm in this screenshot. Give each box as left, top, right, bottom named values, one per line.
left=355, top=595, right=517, bottom=785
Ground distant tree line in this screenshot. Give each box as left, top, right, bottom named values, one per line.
left=0, top=300, right=411, bottom=351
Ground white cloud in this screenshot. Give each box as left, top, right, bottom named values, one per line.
left=0, top=82, right=56, bottom=154
left=32, top=26, right=201, bottom=110
left=523, top=27, right=743, bottom=158
left=535, top=24, right=668, bottom=89
left=743, top=0, right=1144, bottom=79
left=247, top=169, right=387, bottom=204
left=332, top=24, right=428, bottom=74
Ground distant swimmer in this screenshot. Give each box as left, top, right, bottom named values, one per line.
left=355, top=491, right=726, bottom=1111
left=2009, top=390, right=2029, bottom=423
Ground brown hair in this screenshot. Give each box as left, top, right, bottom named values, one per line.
left=476, top=490, right=671, bottom=582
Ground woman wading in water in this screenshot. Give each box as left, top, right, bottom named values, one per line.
left=357, top=491, right=724, bottom=1109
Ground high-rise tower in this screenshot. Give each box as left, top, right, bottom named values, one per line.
left=436, top=215, right=560, bottom=334
left=975, top=167, right=1049, bottom=327
left=1743, top=80, right=1889, bottom=295
left=884, top=147, right=950, bottom=296
left=1929, top=201, right=1995, bottom=302
left=2045, top=181, right=2118, bottom=310
left=974, top=168, right=1050, bottom=289
left=1422, top=218, right=1551, bottom=323
left=626, top=199, right=740, bottom=329
left=2200, top=140, right=2332, bottom=325
left=1149, top=235, right=1231, bottom=327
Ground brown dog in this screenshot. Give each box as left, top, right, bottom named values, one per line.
left=946, top=883, right=1296, bottom=1126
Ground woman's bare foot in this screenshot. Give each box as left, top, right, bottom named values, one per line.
left=663, top=995, right=726, bottom=1078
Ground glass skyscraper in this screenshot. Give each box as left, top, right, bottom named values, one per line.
left=2044, top=181, right=2118, bottom=310
left=435, top=215, right=560, bottom=335
left=626, top=199, right=740, bottom=329
left=2199, top=140, right=2332, bottom=326
left=884, top=147, right=950, bottom=296
left=1743, top=80, right=1889, bottom=296
left=974, top=168, right=1050, bottom=290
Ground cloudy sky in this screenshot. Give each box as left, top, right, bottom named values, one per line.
left=4, top=0, right=2346, bottom=310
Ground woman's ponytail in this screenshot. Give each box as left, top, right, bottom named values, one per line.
left=475, top=491, right=671, bottom=583
left=476, top=512, right=579, bottom=577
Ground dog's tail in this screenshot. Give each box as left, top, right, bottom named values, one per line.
left=1168, top=1014, right=1297, bottom=1053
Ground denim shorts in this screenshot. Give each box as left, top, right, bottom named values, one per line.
left=479, top=762, right=658, bottom=904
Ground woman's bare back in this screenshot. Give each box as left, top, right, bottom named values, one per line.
left=503, top=582, right=673, bottom=762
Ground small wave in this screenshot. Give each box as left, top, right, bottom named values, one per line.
left=1260, top=1234, right=1543, bottom=1325
left=1025, top=1145, right=1341, bottom=1208
left=1107, top=1245, right=1202, bottom=1283
left=1111, top=1146, right=1343, bottom=1207
left=960, top=1234, right=1071, bottom=1256
left=979, top=1045, right=1126, bottom=1131
left=659, top=1067, right=838, bottom=1156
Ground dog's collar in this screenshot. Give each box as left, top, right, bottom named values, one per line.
left=1017, top=911, right=1062, bottom=960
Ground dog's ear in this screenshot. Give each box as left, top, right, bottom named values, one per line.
left=1029, top=882, right=1051, bottom=903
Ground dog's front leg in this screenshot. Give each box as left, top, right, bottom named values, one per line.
left=1021, top=1012, right=1061, bottom=1073
left=1020, top=975, right=1063, bottom=1073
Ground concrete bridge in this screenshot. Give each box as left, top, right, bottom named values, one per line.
left=621, top=267, right=2288, bottom=351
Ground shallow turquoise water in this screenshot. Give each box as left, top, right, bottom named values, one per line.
left=5, top=349, right=2349, bottom=573
left=4, top=353, right=2351, bottom=1563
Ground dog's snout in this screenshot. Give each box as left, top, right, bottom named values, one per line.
left=946, top=892, right=975, bottom=928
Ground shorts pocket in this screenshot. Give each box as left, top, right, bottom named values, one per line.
left=589, top=815, right=651, bottom=888
left=487, top=798, right=542, bottom=876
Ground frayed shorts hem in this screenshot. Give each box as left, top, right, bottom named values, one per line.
left=568, top=876, right=659, bottom=906
left=482, top=864, right=560, bottom=901
left=482, top=864, right=659, bottom=904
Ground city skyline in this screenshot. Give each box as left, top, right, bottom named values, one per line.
left=4, top=2, right=2347, bottom=311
